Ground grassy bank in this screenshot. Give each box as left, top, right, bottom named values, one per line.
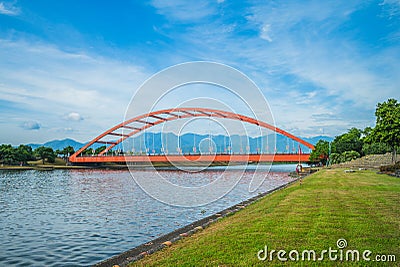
left=130, top=168, right=399, bottom=266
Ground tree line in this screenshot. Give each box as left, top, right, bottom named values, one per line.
left=0, top=145, right=75, bottom=165
left=2, top=98, right=398, bottom=166
left=310, top=98, right=400, bottom=165
left=0, top=143, right=120, bottom=166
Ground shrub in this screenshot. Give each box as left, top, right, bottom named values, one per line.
left=342, top=150, right=360, bottom=162
left=329, top=150, right=361, bottom=165
left=329, top=153, right=341, bottom=165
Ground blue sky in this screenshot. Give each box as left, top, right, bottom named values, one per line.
left=0, top=0, right=399, bottom=145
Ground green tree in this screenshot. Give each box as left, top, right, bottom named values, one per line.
left=61, top=146, right=75, bottom=157
left=16, top=144, right=34, bottom=164
left=95, top=145, right=106, bottom=155
left=310, top=140, right=329, bottom=164
left=34, top=146, right=56, bottom=164
left=362, top=143, right=391, bottom=155
left=82, top=147, right=94, bottom=155
left=368, top=98, right=400, bottom=163
left=332, top=128, right=363, bottom=155
left=55, top=149, right=62, bottom=156
left=0, top=144, right=17, bottom=165
left=361, top=126, right=374, bottom=142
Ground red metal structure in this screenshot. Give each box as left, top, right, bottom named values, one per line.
left=69, top=108, right=314, bottom=164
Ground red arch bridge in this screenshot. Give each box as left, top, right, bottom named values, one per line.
left=69, top=108, right=314, bottom=164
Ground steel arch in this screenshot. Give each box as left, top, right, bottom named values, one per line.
left=69, top=107, right=314, bottom=161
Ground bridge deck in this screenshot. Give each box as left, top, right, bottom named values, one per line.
left=69, top=153, right=310, bottom=163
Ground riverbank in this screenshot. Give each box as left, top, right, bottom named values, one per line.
left=0, top=159, right=314, bottom=171
left=127, top=168, right=399, bottom=266
left=94, top=177, right=299, bottom=267
left=0, top=157, right=90, bottom=170
left=1, top=165, right=295, bottom=266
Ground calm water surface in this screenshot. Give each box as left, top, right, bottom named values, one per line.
left=0, top=164, right=296, bottom=266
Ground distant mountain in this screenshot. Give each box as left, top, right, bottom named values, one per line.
left=113, top=133, right=333, bottom=154
left=27, top=138, right=84, bottom=151
left=25, top=135, right=333, bottom=153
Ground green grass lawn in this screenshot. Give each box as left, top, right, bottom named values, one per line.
left=130, top=168, right=400, bottom=266
left=27, top=157, right=67, bottom=165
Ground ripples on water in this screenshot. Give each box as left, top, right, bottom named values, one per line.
left=0, top=165, right=295, bottom=266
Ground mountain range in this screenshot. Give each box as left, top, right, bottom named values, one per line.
left=26, top=134, right=333, bottom=154
left=27, top=138, right=85, bottom=151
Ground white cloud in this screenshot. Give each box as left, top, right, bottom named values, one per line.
left=260, top=24, right=273, bottom=42
left=138, top=0, right=398, bottom=137
left=64, top=112, right=83, bottom=121
left=1, top=0, right=399, bottom=143
left=63, top=127, right=74, bottom=132
left=280, top=39, right=400, bottom=107
left=0, top=38, right=150, bottom=143
left=22, top=121, right=40, bottom=130
left=380, top=0, right=400, bottom=17
left=150, top=0, right=217, bottom=22
left=0, top=2, right=19, bottom=16
left=238, top=2, right=398, bottom=112
left=153, top=2, right=385, bottom=127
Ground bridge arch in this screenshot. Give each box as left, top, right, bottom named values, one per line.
left=69, top=107, right=314, bottom=161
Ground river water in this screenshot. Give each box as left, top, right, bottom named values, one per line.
left=0, top=164, right=296, bottom=266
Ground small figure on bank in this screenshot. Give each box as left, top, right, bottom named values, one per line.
left=296, top=163, right=303, bottom=175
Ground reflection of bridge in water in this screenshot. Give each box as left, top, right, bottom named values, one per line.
left=69, top=108, right=315, bottom=164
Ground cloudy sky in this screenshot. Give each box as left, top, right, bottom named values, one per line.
left=0, top=0, right=399, bottom=145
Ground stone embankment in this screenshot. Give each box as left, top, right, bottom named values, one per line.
left=331, top=153, right=395, bottom=170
